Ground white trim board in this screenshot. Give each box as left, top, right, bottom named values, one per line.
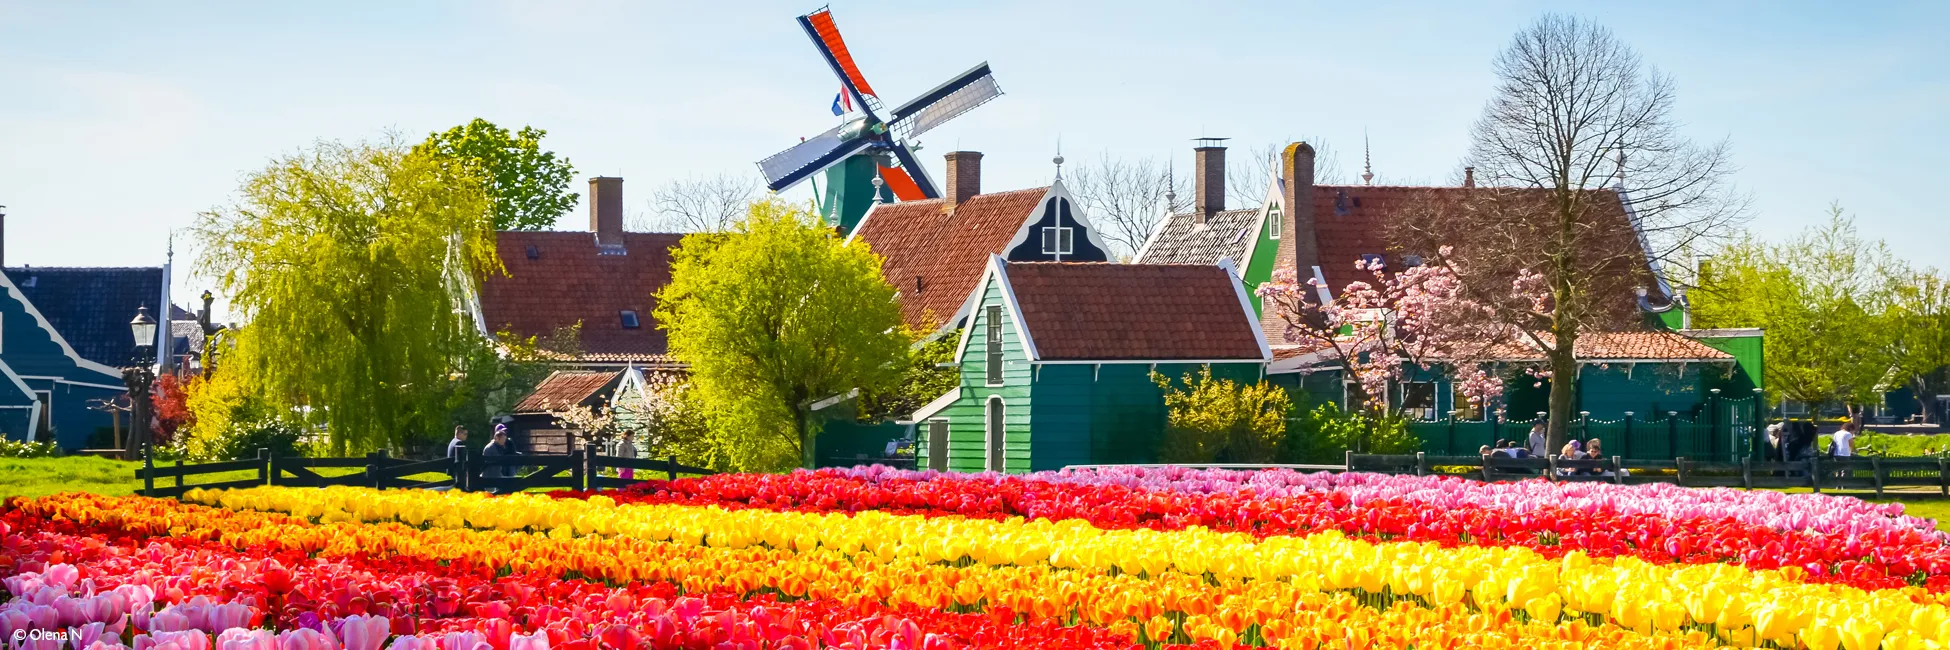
left=18, top=376, right=129, bottom=392
left=0, top=271, right=127, bottom=379
left=1217, top=258, right=1273, bottom=361
left=910, top=386, right=962, bottom=422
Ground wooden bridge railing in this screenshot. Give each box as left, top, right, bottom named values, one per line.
left=135, top=447, right=714, bottom=498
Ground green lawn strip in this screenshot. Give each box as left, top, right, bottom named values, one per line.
left=0, top=456, right=445, bottom=499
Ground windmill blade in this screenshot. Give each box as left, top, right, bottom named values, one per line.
left=758, top=123, right=874, bottom=192
left=887, top=143, right=939, bottom=199
left=888, top=62, right=1001, bottom=138
left=799, top=9, right=882, bottom=114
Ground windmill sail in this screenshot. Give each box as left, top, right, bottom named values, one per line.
left=759, top=122, right=873, bottom=192
left=801, top=9, right=881, bottom=112
left=889, top=63, right=1001, bottom=138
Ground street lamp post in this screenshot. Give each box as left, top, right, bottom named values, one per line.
left=124, top=305, right=157, bottom=461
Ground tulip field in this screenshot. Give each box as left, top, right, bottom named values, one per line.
left=6, top=467, right=1950, bottom=650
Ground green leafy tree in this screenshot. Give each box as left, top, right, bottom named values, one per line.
left=655, top=200, right=908, bottom=471
left=1283, top=402, right=1421, bottom=464
left=1151, top=367, right=1293, bottom=463
left=1883, top=269, right=1950, bottom=421
left=1694, top=207, right=1895, bottom=410
left=416, top=118, right=577, bottom=231
left=856, top=326, right=961, bottom=422
left=192, top=138, right=500, bottom=454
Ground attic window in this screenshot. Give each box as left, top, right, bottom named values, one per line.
left=620, top=310, right=641, bottom=329
left=1334, top=190, right=1350, bottom=216
left=1267, top=203, right=1283, bottom=240
left=1041, top=226, right=1073, bottom=255
left=1403, top=254, right=1425, bottom=267
left=1360, top=254, right=1384, bottom=269
left=525, top=245, right=540, bottom=260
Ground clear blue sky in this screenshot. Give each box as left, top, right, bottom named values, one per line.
left=2, top=1, right=1945, bottom=309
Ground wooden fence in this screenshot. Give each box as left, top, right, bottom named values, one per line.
left=134, top=447, right=713, bottom=499
left=1344, top=452, right=1950, bottom=497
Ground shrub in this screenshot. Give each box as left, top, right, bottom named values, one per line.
left=1284, top=402, right=1421, bottom=464
left=1152, top=367, right=1293, bottom=464
left=0, top=439, right=60, bottom=458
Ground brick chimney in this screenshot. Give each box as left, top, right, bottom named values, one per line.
left=1463, top=166, right=1476, bottom=188
left=1264, top=142, right=1320, bottom=345
left=1194, top=145, right=1226, bottom=223
left=944, top=151, right=982, bottom=210
left=588, top=176, right=624, bottom=250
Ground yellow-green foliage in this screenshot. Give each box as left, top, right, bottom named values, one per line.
left=191, top=138, right=500, bottom=454
left=1152, top=367, right=1292, bottom=463
left=655, top=200, right=908, bottom=471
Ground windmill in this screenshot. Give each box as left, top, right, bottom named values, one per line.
left=757, top=7, right=1002, bottom=233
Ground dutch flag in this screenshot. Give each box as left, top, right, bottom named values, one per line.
left=831, top=89, right=853, bottom=116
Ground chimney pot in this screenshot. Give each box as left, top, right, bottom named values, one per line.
left=1463, top=167, right=1476, bottom=188
left=1193, top=145, right=1226, bottom=223
left=944, top=151, right=982, bottom=210
left=588, top=177, right=624, bottom=249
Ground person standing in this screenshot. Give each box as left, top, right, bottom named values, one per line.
left=615, top=432, right=638, bottom=481
left=447, top=425, right=469, bottom=460
left=482, top=426, right=516, bottom=483
left=1832, top=421, right=1858, bottom=458
left=1528, top=423, right=1549, bottom=458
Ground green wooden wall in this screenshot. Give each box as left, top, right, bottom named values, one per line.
left=1242, top=204, right=1280, bottom=315
left=922, top=275, right=1033, bottom=473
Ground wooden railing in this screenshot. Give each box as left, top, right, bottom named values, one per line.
left=135, top=447, right=714, bottom=499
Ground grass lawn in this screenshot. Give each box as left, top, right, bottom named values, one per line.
left=0, top=456, right=433, bottom=499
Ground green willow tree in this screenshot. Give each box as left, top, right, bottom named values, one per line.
left=655, top=200, right=908, bottom=471
left=416, top=118, right=577, bottom=231
left=192, top=139, right=501, bottom=454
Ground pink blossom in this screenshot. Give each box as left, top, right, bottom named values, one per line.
left=336, top=615, right=388, bottom=650
left=506, top=632, right=548, bottom=650
left=69, top=622, right=109, bottom=649
left=136, top=630, right=211, bottom=650
left=383, top=637, right=437, bottom=650
left=205, top=604, right=252, bottom=634
left=435, top=632, right=485, bottom=650
left=42, top=565, right=80, bottom=592
left=276, top=628, right=338, bottom=650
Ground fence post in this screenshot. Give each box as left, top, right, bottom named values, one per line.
left=142, top=447, right=155, bottom=496
left=1667, top=412, right=1680, bottom=460
left=1872, top=456, right=1885, bottom=498
left=1415, top=451, right=1427, bottom=476
left=1675, top=457, right=1689, bottom=486
left=1547, top=454, right=1559, bottom=482
left=1740, top=457, right=1752, bottom=490
left=1940, top=457, right=1948, bottom=497
left=668, top=454, right=679, bottom=481
left=1623, top=413, right=1635, bottom=460
left=366, top=450, right=385, bottom=490
left=571, top=447, right=586, bottom=492
left=1809, top=456, right=1821, bottom=493
left=174, top=457, right=184, bottom=491
left=1708, top=389, right=1723, bottom=461
left=1611, top=455, right=1624, bottom=485
left=456, top=446, right=471, bottom=492
left=257, top=448, right=270, bottom=486
left=1344, top=450, right=1354, bottom=474
left=1446, top=416, right=1457, bottom=456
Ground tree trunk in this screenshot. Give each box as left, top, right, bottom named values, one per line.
left=1547, top=331, right=1578, bottom=455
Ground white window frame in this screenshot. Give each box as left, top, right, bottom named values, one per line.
left=1041, top=226, right=1073, bottom=256
left=1400, top=381, right=1437, bottom=421
left=1267, top=203, right=1283, bottom=240
left=985, top=305, right=1005, bottom=387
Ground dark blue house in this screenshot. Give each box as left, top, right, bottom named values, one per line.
left=0, top=266, right=164, bottom=449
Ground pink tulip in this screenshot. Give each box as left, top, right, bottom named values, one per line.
left=114, top=585, right=156, bottom=616
left=506, top=632, right=548, bottom=650
left=436, top=632, right=484, bottom=650
left=19, top=635, right=63, bottom=650
left=24, top=605, right=59, bottom=635
left=0, top=608, right=29, bottom=638
left=1, top=574, right=40, bottom=599
left=29, top=585, right=64, bottom=607
left=217, top=628, right=278, bottom=650
left=337, top=615, right=389, bottom=650
left=147, top=609, right=192, bottom=633
left=43, top=565, right=80, bottom=592
left=55, top=596, right=91, bottom=628
left=137, top=630, right=212, bottom=650
left=384, top=636, right=438, bottom=650
left=93, top=593, right=132, bottom=625
left=277, top=628, right=339, bottom=650
left=206, top=604, right=253, bottom=635
left=87, top=641, right=134, bottom=650
left=70, top=622, right=108, bottom=649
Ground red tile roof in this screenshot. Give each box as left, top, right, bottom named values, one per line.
left=479, top=231, right=685, bottom=361
left=1001, top=262, right=1265, bottom=361
left=1568, top=331, right=1733, bottom=361
left=851, top=188, right=1048, bottom=329
left=513, top=370, right=620, bottom=413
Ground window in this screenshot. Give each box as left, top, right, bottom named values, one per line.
left=927, top=419, right=949, bottom=470
left=985, top=396, right=1006, bottom=472
left=1451, top=384, right=1483, bottom=421
left=985, top=305, right=1004, bottom=386
left=1403, top=254, right=1424, bottom=267
left=620, top=310, right=640, bottom=329
left=33, top=391, right=51, bottom=441
left=1267, top=203, right=1282, bottom=239
left=1040, top=226, right=1073, bottom=255
left=1401, top=382, right=1437, bottom=421
left=1360, top=253, right=1385, bottom=270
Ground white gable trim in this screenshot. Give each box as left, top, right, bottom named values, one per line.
left=997, top=180, right=1113, bottom=262
left=1237, top=169, right=1285, bottom=269
left=910, top=386, right=962, bottom=422
left=610, top=364, right=647, bottom=408
left=950, top=256, right=1041, bottom=362
left=0, top=359, right=40, bottom=441
left=1218, top=259, right=1273, bottom=361
left=0, top=271, right=125, bottom=379
left=1615, top=188, right=1673, bottom=299
left=842, top=199, right=887, bottom=246
left=1132, top=201, right=1175, bottom=262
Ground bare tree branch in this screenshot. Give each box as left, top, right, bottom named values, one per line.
left=1227, top=139, right=1343, bottom=209
left=1064, top=152, right=1189, bottom=260
left=630, top=173, right=761, bottom=233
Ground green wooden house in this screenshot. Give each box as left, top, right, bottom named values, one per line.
left=910, top=256, right=1270, bottom=473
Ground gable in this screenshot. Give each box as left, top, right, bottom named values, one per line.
left=0, top=271, right=124, bottom=382
left=1002, top=183, right=1110, bottom=263
left=2, top=267, right=163, bottom=368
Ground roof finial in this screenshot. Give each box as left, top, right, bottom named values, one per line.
left=870, top=167, right=885, bottom=206
left=1164, top=159, right=1177, bottom=211
left=1052, top=136, right=1064, bottom=181
left=1362, top=129, right=1374, bottom=186
left=1613, top=148, right=1627, bottom=187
